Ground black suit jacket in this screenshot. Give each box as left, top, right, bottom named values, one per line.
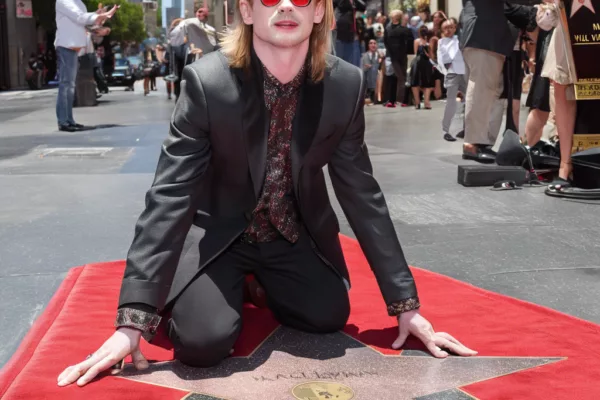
left=460, top=0, right=535, bottom=57
left=384, top=23, right=414, bottom=61
left=118, top=51, right=417, bottom=313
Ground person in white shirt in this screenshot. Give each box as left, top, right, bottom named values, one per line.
left=168, top=4, right=218, bottom=58
left=54, top=0, right=117, bottom=131
left=167, top=2, right=217, bottom=100
left=437, top=19, right=466, bottom=142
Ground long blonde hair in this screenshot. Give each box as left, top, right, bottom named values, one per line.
left=220, top=0, right=334, bottom=82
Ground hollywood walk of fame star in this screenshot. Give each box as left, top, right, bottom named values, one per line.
left=571, top=0, right=596, bottom=17
left=119, top=327, right=564, bottom=400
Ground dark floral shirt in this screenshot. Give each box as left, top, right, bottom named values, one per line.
left=244, top=65, right=305, bottom=243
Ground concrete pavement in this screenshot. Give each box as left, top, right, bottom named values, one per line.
left=1, top=79, right=598, bottom=369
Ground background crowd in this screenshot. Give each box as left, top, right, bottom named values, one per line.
left=342, top=1, right=578, bottom=189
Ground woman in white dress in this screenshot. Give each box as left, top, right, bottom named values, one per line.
left=537, top=1, right=577, bottom=188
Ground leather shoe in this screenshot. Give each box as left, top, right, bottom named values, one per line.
left=58, top=124, right=78, bottom=132
left=69, top=123, right=85, bottom=129
left=243, top=277, right=267, bottom=309
left=462, top=144, right=496, bottom=163
left=443, top=133, right=457, bottom=142
left=456, top=130, right=465, bottom=139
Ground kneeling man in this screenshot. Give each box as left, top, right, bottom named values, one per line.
left=58, top=0, right=476, bottom=387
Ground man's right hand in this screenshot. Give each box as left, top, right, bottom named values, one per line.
left=57, top=327, right=147, bottom=387
left=95, top=5, right=119, bottom=25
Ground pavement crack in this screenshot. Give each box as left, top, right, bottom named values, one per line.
left=0, top=272, right=65, bottom=278
left=487, top=266, right=600, bottom=275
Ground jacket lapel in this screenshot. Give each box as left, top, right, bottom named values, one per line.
left=237, top=56, right=270, bottom=200
left=291, top=77, right=324, bottom=192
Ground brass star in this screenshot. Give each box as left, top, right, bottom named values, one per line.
left=119, top=327, right=564, bottom=400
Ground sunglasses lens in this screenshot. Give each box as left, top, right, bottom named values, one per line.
left=261, top=0, right=311, bottom=6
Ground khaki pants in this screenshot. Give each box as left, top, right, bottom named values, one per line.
left=463, top=48, right=506, bottom=145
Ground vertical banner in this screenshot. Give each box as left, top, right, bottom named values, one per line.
left=559, top=0, right=600, bottom=149
left=559, top=0, right=600, bottom=99
left=15, top=0, right=32, bottom=18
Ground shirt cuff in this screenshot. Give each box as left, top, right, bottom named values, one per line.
left=387, top=296, right=421, bottom=316
left=115, top=308, right=162, bottom=342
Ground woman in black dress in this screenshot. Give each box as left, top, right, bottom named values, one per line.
left=409, top=25, right=435, bottom=109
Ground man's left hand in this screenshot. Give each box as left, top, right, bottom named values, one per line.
left=392, top=310, right=478, bottom=358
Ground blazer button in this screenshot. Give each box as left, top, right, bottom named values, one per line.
left=244, top=211, right=252, bottom=221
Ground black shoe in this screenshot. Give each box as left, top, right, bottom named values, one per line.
left=69, top=123, right=85, bottom=130
left=456, top=130, right=465, bottom=139
left=58, top=124, right=78, bottom=132
left=462, top=145, right=496, bottom=163
left=481, top=145, right=497, bottom=156
left=443, top=133, right=457, bottom=142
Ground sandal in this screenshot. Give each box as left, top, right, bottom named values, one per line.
left=547, top=177, right=571, bottom=190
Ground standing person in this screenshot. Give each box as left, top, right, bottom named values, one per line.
left=459, top=0, right=535, bottom=162
left=54, top=0, right=117, bottom=132
left=56, top=0, right=476, bottom=386
left=384, top=10, right=413, bottom=107
left=361, top=39, right=381, bottom=104
left=333, top=0, right=365, bottom=66
left=538, top=2, right=577, bottom=188
left=169, top=3, right=218, bottom=100
left=438, top=19, right=466, bottom=142
left=409, top=25, right=435, bottom=109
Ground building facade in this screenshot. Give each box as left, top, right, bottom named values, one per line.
left=0, top=0, right=38, bottom=90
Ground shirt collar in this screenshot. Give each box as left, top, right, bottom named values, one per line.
left=262, top=62, right=306, bottom=93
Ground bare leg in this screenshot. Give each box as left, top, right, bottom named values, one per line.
left=512, top=99, right=521, bottom=133
left=412, top=87, right=421, bottom=108
left=424, top=88, right=433, bottom=108
left=553, top=82, right=577, bottom=180
left=166, top=81, right=172, bottom=99
left=376, top=71, right=383, bottom=103
left=524, top=108, right=549, bottom=145
left=434, top=79, right=442, bottom=100
left=143, top=77, right=150, bottom=95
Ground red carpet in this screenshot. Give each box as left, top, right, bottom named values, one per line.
left=1, top=235, right=599, bottom=399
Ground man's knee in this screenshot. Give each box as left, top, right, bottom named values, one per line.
left=169, top=318, right=239, bottom=367
left=285, top=291, right=350, bottom=334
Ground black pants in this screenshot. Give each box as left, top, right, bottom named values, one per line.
left=385, top=74, right=398, bottom=104
left=391, top=59, right=407, bottom=103
left=167, top=229, right=350, bottom=367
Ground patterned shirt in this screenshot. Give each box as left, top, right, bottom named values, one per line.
left=244, top=65, right=305, bottom=243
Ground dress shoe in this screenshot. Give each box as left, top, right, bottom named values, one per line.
left=69, top=123, right=85, bottom=129
left=456, top=130, right=465, bottom=139
left=481, top=145, right=497, bottom=156
left=243, top=278, right=267, bottom=309
left=443, top=133, right=457, bottom=142
left=58, top=124, right=78, bottom=132
left=462, top=144, right=496, bottom=163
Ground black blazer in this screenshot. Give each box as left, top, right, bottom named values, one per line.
left=460, top=0, right=535, bottom=57
left=118, top=51, right=417, bottom=313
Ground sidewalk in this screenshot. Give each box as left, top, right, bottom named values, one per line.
left=0, top=87, right=58, bottom=101
left=0, top=81, right=173, bottom=137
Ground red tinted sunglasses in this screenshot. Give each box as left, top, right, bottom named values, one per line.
left=261, top=0, right=311, bottom=7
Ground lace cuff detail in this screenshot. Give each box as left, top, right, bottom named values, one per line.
left=115, top=308, right=162, bottom=342
left=387, top=296, right=421, bottom=316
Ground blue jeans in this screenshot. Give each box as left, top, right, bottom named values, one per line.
left=56, top=46, right=79, bottom=126
left=335, top=39, right=361, bottom=67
